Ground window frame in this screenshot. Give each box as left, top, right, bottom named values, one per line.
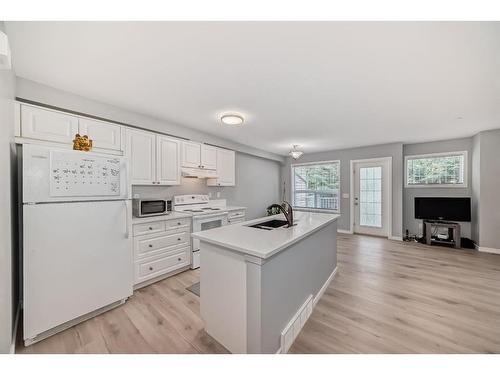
left=290, top=159, right=341, bottom=213
left=404, top=151, right=468, bottom=188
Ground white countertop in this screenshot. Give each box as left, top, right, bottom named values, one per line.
left=191, top=211, right=339, bottom=259
left=132, top=211, right=192, bottom=224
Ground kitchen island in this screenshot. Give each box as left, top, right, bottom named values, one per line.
left=191, top=211, right=339, bottom=354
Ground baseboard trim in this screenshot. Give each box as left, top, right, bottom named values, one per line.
left=337, top=229, right=353, bottom=234
left=313, top=266, right=338, bottom=307
left=478, top=247, right=500, bottom=255
left=389, top=236, right=403, bottom=241
left=10, top=301, right=21, bottom=354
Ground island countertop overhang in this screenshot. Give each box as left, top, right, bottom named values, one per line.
left=191, top=211, right=340, bottom=260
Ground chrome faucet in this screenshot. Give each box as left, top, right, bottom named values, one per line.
left=267, top=201, right=294, bottom=227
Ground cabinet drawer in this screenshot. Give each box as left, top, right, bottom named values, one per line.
left=166, top=218, right=190, bottom=230
left=228, top=210, right=245, bottom=219
left=136, top=249, right=190, bottom=281
left=137, top=231, right=189, bottom=257
left=133, top=221, right=166, bottom=236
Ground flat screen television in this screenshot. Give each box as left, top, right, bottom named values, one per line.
left=414, top=197, right=471, bottom=222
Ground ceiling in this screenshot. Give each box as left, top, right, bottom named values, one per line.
left=5, top=21, right=500, bottom=155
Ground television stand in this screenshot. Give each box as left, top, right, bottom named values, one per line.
left=423, top=220, right=461, bottom=248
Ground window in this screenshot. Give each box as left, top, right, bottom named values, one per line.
left=291, top=161, right=340, bottom=211
left=405, top=151, right=467, bottom=187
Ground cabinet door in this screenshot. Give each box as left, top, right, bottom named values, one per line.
left=156, top=135, right=181, bottom=185
left=181, top=141, right=201, bottom=168
left=201, top=144, right=217, bottom=170
left=208, top=148, right=235, bottom=186
left=78, top=118, right=121, bottom=150
left=21, top=105, right=78, bottom=144
left=125, top=129, right=156, bottom=185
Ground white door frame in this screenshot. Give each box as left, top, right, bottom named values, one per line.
left=349, top=157, right=393, bottom=238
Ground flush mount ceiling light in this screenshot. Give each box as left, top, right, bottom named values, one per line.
left=221, top=114, right=244, bottom=126
left=289, top=145, right=304, bottom=160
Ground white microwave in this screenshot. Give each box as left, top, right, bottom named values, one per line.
left=132, top=199, right=172, bottom=218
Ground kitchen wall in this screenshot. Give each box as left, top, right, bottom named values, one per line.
left=133, top=152, right=281, bottom=220
left=403, top=137, right=473, bottom=238
left=282, top=142, right=404, bottom=237
left=0, top=21, right=16, bottom=354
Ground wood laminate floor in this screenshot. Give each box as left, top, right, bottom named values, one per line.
left=17, top=234, right=500, bottom=354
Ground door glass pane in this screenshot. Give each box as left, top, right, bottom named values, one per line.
left=359, top=166, right=382, bottom=228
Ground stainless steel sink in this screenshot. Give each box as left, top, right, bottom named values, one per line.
left=248, top=219, right=289, bottom=230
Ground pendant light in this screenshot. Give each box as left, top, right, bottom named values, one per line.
left=289, top=145, right=304, bottom=160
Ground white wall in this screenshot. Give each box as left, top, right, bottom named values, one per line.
left=282, top=142, right=404, bottom=237
left=0, top=21, right=16, bottom=354
left=403, top=137, right=473, bottom=238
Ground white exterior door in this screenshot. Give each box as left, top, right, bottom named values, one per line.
left=201, top=144, right=217, bottom=170
left=156, top=135, right=181, bottom=185
left=353, top=159, right=390, bottom=237
left=126, top=129, right=156, bottom=185
left=21, top=105, right=79, bottom=144
left=78, top=118, right=121, bottom=151
left=181, top=141, right=201, bottom=168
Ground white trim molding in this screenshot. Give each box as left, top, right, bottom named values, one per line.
left=337, top=229, right=353, bottom=235
left=313, top=266, right=338, bottom=307
left=478, top=247, right=500, bottom=255
left=389, top=236, right=403, bottom=241
left=404, top=150, right=468, bottom=188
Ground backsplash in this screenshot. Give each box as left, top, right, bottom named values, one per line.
left=132, top=178, right=225, bottom=200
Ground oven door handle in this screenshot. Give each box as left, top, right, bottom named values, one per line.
left=195, top=212, right=228, bottom=220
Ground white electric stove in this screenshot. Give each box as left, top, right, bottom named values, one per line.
left=173, top=195, right=228, bottom=269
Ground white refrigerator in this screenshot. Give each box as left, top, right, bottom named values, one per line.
left=22, top=145, right=133, bottom=345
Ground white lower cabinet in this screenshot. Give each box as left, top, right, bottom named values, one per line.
left=227, top=209, right=246, bottom=225
left=132, top=217, right=192, bottom=288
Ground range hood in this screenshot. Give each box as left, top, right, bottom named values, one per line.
left=181, top=167, right=218, bottom=179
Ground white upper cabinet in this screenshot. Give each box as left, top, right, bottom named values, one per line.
left=78, top=118, right=121, bottom=151
left=20, top=104, right=122, bottom=151
left=181, top=141, right=201, bottom=168
left=181, top=141, right=217, bottom=170
left=21, top=105, right=79, bottom=144
left=125, top=128, right=156, bottom=185
left=201, top=144, right=217, bottom=170
left=156, top=135, right=181, bottom=185
left=207, top=148, right=236, bottom=187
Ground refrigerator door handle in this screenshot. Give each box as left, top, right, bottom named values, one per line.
left=124, top=200, right=130, bottom=239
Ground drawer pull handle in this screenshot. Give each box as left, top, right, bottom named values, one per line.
left=148, top=227, right=153, bottom=230
left=177, top=238, right=181, bottom=241
left=178, top=257, right=182, bottom=261
left=177, top=222, right=181, bottom=225
left=149, top=266, right=153, bottom=271
left=148, top=244, right=153, bottom=248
